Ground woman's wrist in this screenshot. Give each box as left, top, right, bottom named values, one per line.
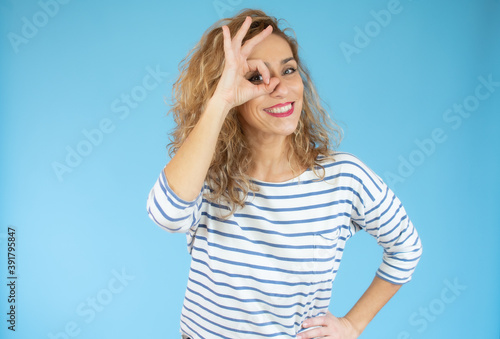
left=206, top=95, right=233, bottom=119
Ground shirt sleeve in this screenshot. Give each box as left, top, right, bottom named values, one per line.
left=146, top=169, right=203, bottom=234
left=348, top=155, right=423, bottom=284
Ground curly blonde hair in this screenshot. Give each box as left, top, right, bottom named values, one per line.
left=168, top=9, right=342, bottom=217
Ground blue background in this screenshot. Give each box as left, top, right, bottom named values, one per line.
left=1, top=0, right=499, bottom=338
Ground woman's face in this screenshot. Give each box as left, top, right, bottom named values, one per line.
left=238, top=34, right=304, bottom=143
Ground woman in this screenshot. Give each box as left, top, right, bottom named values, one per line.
left=147, top=9, right=422, bottom=339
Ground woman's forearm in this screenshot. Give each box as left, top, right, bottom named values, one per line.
left=344, top=276, right=402, bottom=336
left=164, top=97, right=230, bottom=201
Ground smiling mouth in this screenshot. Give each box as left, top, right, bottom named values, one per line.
left=263, top=102, right=294, bottom=117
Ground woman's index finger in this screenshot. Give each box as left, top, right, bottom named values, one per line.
left=222, top=25, right=232, bottom=56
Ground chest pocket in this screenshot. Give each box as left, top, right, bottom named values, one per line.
left=313, top=227, right=340, bottom=267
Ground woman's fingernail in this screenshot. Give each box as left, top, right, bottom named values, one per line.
left=302, top=322, right=308, bottom=327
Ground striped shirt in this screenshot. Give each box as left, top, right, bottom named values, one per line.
left=147, top=152, right=422, bottom=338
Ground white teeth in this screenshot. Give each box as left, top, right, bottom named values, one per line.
left=265, top=103, right=292, bottom=114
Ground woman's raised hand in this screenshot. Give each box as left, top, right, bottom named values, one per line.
left=214, top=16, right=280, bottom=110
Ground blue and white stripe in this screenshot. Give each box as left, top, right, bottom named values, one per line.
left=147, top=152, right=422, bottom=338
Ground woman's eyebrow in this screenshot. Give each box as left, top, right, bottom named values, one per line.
left=256, top=57, right=296, bottom=69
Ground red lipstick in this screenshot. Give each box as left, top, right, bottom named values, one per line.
left=263, top=102, right=294, bottom=118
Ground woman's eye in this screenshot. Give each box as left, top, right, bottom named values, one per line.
left=248, top=74, right=263, bottom=83
left=284, top=67, right=296, bottom=75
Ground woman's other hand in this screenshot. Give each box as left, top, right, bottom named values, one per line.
left=298, top=311, right=360, bottom=339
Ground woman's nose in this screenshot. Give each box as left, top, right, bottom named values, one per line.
left=270, top=77, right=289, bottom=97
